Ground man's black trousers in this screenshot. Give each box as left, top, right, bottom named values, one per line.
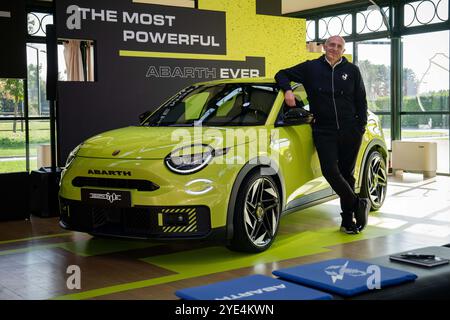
left=312, top=126, right=364, bottom=215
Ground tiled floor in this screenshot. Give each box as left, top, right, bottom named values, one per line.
left=0, top=173, right=449, bottom=300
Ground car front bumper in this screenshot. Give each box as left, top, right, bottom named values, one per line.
left=58, top=156, right=243, bottom=239
left=59, top=197, right=230, bottom=240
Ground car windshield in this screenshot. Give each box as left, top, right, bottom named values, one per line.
left=142, top=83, right=278, bottom=127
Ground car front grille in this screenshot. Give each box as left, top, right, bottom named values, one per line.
left=59, top=198, right=211, bottom=238
left=72, top=177, right=159, bottom=191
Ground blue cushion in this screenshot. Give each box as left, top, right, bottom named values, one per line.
left=273, top=259, right=418, bottom=297
left=175, top=274, right=333, bottom=300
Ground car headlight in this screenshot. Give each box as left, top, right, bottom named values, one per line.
left=165, top=144, right=228, bottom=174
left=65, top=143, right=82, bottom=168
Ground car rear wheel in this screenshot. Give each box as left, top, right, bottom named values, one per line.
left=360, top=150, right=387, bottom=210
left=227, top=171, right=281, bottom=253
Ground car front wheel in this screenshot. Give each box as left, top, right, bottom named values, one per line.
left=227, top=171, right=281, bottom=253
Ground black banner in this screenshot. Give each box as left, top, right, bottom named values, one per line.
left=55, top=0, right=266, bottom=164
left=56, top=0, right=226, bottom=55
left=0, top=0, right=26, bottom=79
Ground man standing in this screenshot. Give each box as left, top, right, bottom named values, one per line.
left=275, top=35, right=370, bottom=234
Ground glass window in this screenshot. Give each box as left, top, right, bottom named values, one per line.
left=357, top=7, right=389, bottom=34
left=306, top=20, right=316, bottom=42
left=27, top=43, right=49, bottom=116
left=144, top=84, right=277, bottom=127
left=0, top=79, right=25, bottom=119
left=404, top=0, right=448, bottom=27
left=403, top=31, right=449, bottom=112
left=292, top=84, right=308, bottom=107
left=402, top=31, right=449, bottom=174
left=27, top=12, right=53, bottom=37
left=1, top=79, right=27, bottom=173
left=377, top=114, right=392, bottom=150
left=0, top=120, right=27, bottom=173
left=29, top=120, right=50, bottom=171
left=318, top=14, right=352, bottom=40
left=356, top=39, right=391, bottom=113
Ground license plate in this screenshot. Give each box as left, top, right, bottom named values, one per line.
left=81, top=188, right=131, bottom=207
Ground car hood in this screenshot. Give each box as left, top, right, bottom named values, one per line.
left=77, top=126, right=256, bottom=159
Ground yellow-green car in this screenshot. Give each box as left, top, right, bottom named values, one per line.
left=59, top=78, right=388, bottom=252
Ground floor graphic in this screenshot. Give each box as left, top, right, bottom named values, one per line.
left=52, top=223, right=394, bottom=300
left=0, top=184, right=426, bottom=300
left=1, top=174, right=448, bottom=299
left=0, top=233, right=72, bottom=245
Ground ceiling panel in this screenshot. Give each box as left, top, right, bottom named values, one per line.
left=282, top=0, right=357, bottom=14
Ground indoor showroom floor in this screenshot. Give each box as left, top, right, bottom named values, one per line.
left=0, top=173, right=449, bottom=300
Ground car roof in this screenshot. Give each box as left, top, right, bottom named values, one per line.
left=192, top=77, right=276, bottom=86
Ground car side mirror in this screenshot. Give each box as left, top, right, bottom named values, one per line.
left=283, top=107, right=314, bottom=125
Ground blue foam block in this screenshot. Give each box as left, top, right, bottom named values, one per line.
left=175, top=274, right=333, bottom=300
left=273, top=258, right=418, bottom=297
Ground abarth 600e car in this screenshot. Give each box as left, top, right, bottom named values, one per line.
left=59, top=78, right=388, bottom=252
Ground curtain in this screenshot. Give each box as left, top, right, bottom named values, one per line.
left=63, top=40, right=84, bottom=81
left=85, top=41, right=94, bottom=81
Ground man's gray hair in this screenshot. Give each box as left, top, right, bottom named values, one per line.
left=325, top=36, right=346, bottom=47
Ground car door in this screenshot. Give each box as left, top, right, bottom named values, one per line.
left=272, top=84, right=332, bottom=211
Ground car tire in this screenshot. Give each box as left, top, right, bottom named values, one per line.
left=227, top=170, right=281, bottom=253
left=360, top=150, right=387, bottom=211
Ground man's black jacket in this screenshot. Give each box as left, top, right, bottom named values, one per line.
left=275, top=55, right=368, bottom=131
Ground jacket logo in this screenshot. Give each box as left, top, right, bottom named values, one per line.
left=88, top=169, right=131, bottom=176
left=342, top=73, right=348, bottom=80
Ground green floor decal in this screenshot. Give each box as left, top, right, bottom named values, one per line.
left=53, top=224, right=394, bottom=300
left=0, top=242, right=69, bottom=256
left=0, top=233, right=72, bottom=245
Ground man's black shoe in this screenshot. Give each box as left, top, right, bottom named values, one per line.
left=340, top=222, right=360, bottom=234
left=355, top=198, right=371, bottom=231
left=339, top=212, right=359, bottom=234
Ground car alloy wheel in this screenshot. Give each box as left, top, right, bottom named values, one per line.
left=363, top=151, right=387, bottom=210
left=227, top=171, right=281, bottom=253
left=243, top=177, right=280, bottom=248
